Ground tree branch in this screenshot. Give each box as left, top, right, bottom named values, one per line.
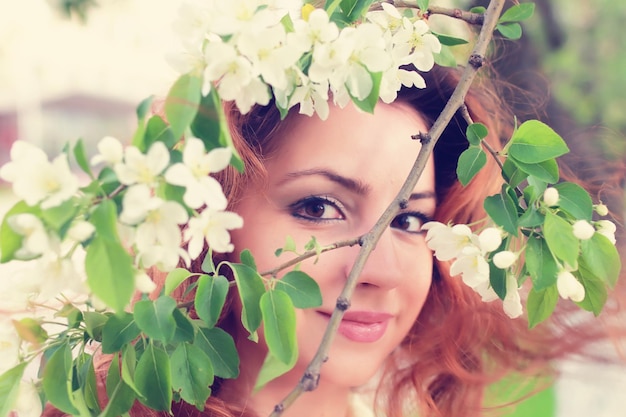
left=268, top=0, right=506, bottom=415
left=259, top=237, right=362, bottom=278
left=381, top=0, right=485, bottom=25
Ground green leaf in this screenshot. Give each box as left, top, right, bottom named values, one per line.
left=194, top=326, right=240, bottom=379
left=457, top=146, right=487, bottom=186
left=0, top=201, right=41, bottom=262
left=466, top=123, right=488, bottom=146
left=165, top=73, right=202, bottom=140
left=339, top=0, right=375, bottom=23
left=275, top=271, right=323, bottom=309
left=85, top=236, right=135, bottom=313
left=348, top=70, right=382, bottom=114
left=517, top=207, right=544, bottom=228
left=195, top=274, right=229, bottom=328
left=164, top=268, right=193, bottom=296
left=73, top=138, right=94, bottom=179
left=554, top=182, right=593, bottom=221
left=132, top=95, right=155, bottom=151
left=170, top=343, right=214, bottom=409
left=508, top=156, right=559, bottom=184
left=416, top=0, right=429, bottom=10
left=489, top=262, right=507, bottom=300
left=89, top=199, right=119, bottom=242
left=525, top=237, right=558, bottom=289
left=574, top=268, right=608, bottom=315
left=102, top=355, right=135, bottom=417
left=581, top=233, right=621, bottom=287
left=508, top=120, right=569, bottom=163
left=172, top=308, right=196, bottom=343
left=43, top=343, right=79, bottom=415
left=254, top=351, right=297, bottom=391
left=41, top=199, right=79, bottom=235
left=229, top=263, right=266, bottom=338
left=484, top=186, right=519, bottom=236
left=502, top=158, right=527, bottom=188
left=497, top=22, right=522, bottom=40
left=260, top=290, right=297, bottom=365
left=120, top=344, right=145, bottom=400
left=432, top=32, right=468, bottom=46
left=191, top=88, right=243, bottom=173
left=135, top=344, right=172, bottom=411
left=544, top=211, right=579, bottom=268
left=499, top=3, right=535, bottom=23
left=526, top=286, right=558, bottom=328
left=83, top=311, right=109, bottom=341
left=101, top=312, right=140, bottom=354
left=74, top=353, right=100, bottom=414
left=433, top=44, right=457, bottom=67
left=0, top=363, right=28, bottom=417
left=324, top=0, right=343, bottom=15
left=144, top=115, right=176, bottom=150
left=240, top=249, right=257, bottom=270
left=134, top=296, right=177, bottom=342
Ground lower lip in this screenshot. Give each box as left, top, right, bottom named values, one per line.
left=319, top=313, right=390, bottom=343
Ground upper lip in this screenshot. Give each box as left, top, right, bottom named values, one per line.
left=317, top=310, right=393, bottom=323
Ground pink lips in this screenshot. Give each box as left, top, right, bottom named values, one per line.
left=318, top=311, right=393, bottom=343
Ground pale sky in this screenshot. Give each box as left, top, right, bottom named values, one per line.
left=0, top=0, right=181, bottom=110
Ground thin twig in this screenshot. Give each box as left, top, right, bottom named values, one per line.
left=268, top=0, right=506, bottom=415
left=458, top=104, right=504, bottom=172
left=377, top=1, right=485, bottom=25
left=259, top=237, right=362, bottom=278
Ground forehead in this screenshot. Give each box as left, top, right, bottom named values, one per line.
left=264, top=102, right=433, bottom=192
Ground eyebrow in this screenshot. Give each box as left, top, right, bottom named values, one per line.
left=279, top=168, right=436, bottom=201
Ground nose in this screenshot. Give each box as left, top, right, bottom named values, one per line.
left=343, top=228, right=404, bottom=290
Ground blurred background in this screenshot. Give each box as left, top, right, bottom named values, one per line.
left=0, top=0, right=625, bottom=416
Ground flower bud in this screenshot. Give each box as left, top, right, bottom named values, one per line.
left=478, top=227, right=502, bottom=252
left=572, top=220, right=595, bottom=240
left=596, top=220, right=617, bottom=244
left=492, top=250, right=517, bottom=269
left=543, top=187, right=559, bottom=206
left=557, top=270, right=585, bottom=302
left=595, top=203, right=609, bottom=216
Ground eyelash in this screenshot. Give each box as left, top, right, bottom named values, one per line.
left=289, top=196, right=431, bottom=234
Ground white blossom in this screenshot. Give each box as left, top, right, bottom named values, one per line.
left=0, top=141, right=79, bottom=209
left=135, top=271, right=157, bottom=294
left=185, top=209, right=244, bottom=256
left=12, top=379, right=42, bottom=417
left=502, top=274, right=523, bottom=318
left=543, top=187, right=559, bottom=206
left=114, top=142, right=169, bottom=187
left=392, top=18, right=441, bottom=72
left=293, top=8, right=339, bottom=51
left=90, top=136, right=124, bottom=166
left=557, top=270, right=585, bottom=302
left=0, top=319, right=21, bottom=374
left=67, top=221, right=95, bottom=243
left=422, top=222, right=473, bottom=261
left=119, top=185, right=189, bottom=271
left=165, top=139, right=231, bottom=210
left=8, top=214, right=51, bottom=259
left=572, top=220, right=595, bottom=240
left=596, top=220, right=617, bottom=244
left=449, top=246, right=490, bottom=288
left=492, top=250, right=518, bottom=269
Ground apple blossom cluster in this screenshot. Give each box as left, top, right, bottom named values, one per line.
left=422, top=186, right=617, bottom=319
left=168, top=0, right=441, bottom=119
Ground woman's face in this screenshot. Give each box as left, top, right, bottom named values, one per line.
left=230, top=101, right=436, bottom=388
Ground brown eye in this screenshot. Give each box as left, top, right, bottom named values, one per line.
left=391, top=213, right=426, bottom=234
left=291, top=196, right=344, bottom=221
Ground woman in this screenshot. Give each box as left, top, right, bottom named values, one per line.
left=111, top=65, right=621, bottom=417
